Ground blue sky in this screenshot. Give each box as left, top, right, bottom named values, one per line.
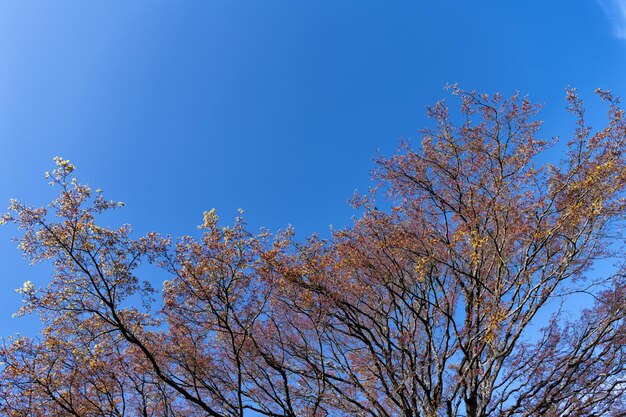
left=1, top=1, right=626, bottom=335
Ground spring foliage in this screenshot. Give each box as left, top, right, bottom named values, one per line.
left=1, top=89, right=626, bottom=417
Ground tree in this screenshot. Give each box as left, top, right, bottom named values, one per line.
left=1, top=88, right=625, bottom=417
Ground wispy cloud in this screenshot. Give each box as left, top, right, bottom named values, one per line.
left=598, top=0, right=626, bottom=39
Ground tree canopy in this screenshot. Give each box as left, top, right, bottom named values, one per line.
left=1, top=88, right=625, bottom=417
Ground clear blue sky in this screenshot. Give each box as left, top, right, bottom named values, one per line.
left=1, top=1, right=626, bottom=335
